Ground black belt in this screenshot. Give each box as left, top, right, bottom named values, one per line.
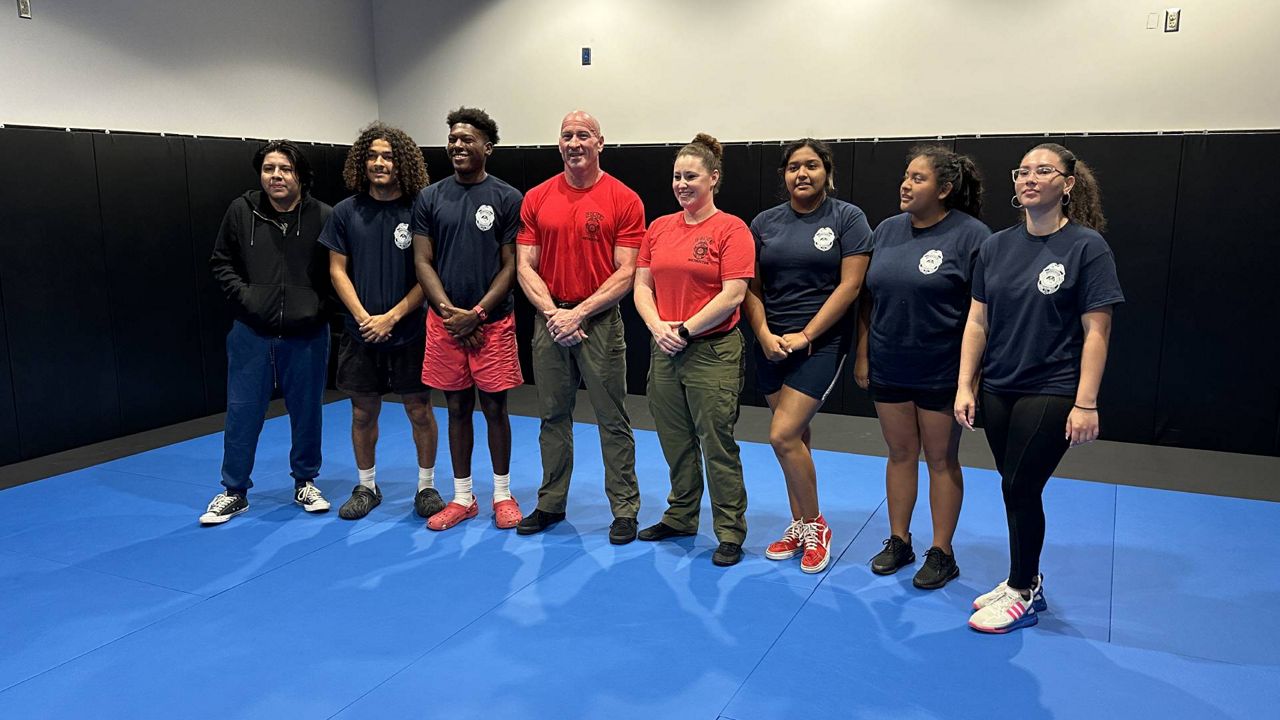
left=687, top=328, right=737, bottom=342
left=552, top=298, right=611, bottom=320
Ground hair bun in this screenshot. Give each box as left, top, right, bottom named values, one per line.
left=692, top=133, right=723, bottom=160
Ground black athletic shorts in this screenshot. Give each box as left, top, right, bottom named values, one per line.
left=336, top=333, right=430, bottom=396
left=868, top=382, right=956, bottom=413
left=754, top=342, right=845, bottom=402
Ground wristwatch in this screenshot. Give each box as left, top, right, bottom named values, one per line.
left=677, top=326, right=691, bottom=340
left=473, top=305, right=488, bottom=322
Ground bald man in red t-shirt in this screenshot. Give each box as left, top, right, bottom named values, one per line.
left=514, top=110, right=645, bottom=544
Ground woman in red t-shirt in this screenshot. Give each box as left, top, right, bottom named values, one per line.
left=632, top=134, right=756, bottom=567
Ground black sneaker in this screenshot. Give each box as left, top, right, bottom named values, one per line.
left=199, top=492, right=248, bottom=526
left=913, top=546, right=960, bottom=589
left=870, top=535, right=915, bottom=575
left=609, top=517, right=638, bottom=545
left=294, top=482, right=331, bottom=513
left=414, top=487, right=445, bottom=518
left=637, top=521, right=697, bottom=542
left=712, top=542, right=743, bottom=567
left=339, top=484, right=382, bottom=520
left=516, top=508, right=566, bottom=535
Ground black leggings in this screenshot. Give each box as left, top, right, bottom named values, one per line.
left=981, top=391, right=1073, bottom=590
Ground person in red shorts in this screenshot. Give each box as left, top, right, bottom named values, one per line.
left=514, top=110, right=646, bottom=544
left=412, top=107, right=525, bottom=531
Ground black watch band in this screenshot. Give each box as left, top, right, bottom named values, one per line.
left=678, top=326, right=691, bottom=340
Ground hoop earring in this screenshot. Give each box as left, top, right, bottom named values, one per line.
left=1010, top=195, right=1023, bottom=209
left=1061, top=193, right=1072, bottom=207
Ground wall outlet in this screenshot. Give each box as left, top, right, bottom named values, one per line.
left=17, top=0, right=31, bottom=19
left=581, top=47, right=591, bottom=66
left=1165, top=8, right=1181, bottom=32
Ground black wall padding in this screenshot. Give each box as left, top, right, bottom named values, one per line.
left=1156, top=134, right=1280, bottom=455
left=0, top=279, right=19, bottom=465
left=182, top=137, right=260, bottom=413
left=0, top=129, right=122, bottom=458
left=1064, top=134, right=1182, bottom=445
left=93, top=133, right=207, bottom=434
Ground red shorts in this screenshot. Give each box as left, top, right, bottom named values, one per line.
left=422, top=310, right=524, bottom=393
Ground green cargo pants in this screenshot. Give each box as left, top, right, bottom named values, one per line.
left=646, top=329, right=747, bottom=545
left=530, top=307, right=640, bottom=518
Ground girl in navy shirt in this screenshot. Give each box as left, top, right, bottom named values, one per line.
left=743, top=139, right=873, bottom=574
left=855, top=146, right=989, bottom=589
left=957, top=143, right=1124, bottom=633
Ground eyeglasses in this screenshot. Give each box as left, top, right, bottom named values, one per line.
left=1011, top=166, right=1067, bottom=183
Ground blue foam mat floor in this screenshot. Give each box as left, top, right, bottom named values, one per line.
left=1, top=401, right=1276, bottom=719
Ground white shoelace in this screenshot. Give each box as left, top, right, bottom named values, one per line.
left=780, top=520, right=804, bottom=544
left=296, top=484, right=323, bottom=503
left=206, top=493, right=238, bottom=513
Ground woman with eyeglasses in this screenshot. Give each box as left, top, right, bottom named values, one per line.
left=853, top=145, right=989, bottom=589
left=743, top=139, right=872, bottom=574
left=633, top=133, right=755, bottom=567
left=956, top=143, right=1123, bottom=633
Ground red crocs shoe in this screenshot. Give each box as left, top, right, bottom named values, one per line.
left=493, top=498, right=523, bottom=529
left=427, top=501, right=478, bottom=531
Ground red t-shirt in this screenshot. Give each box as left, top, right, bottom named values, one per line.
left=517, top=172, right=646, bottom=302
left=637, top=210, right=755, bottom=336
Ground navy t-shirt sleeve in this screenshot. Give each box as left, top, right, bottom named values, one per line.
left=970, top=243, right=989, bottom=302
left=317, top=202, right=349, bottom=255
left=839, top=206, right=874, bottom=256
left=1078, top=240, right=1125, bottom=312
left=410, top=188, right=434, bottom=237
left=500, top=188, right=522, bottom=246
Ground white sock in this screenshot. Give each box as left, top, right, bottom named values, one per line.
left=453, top=475, right=474, bottom=507
left=493, top=473, right=512, bottom=502
left=418, top=466, right=435, bottom=492
left=358, top=465, right=376, bottom=490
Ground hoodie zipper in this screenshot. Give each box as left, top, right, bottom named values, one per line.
left=251, top=205, right=301, bottom=335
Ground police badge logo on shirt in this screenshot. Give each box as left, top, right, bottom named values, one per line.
left=393, top=223, right=411, bottom=250
left=475, top=205, right=496, bottom=232
left=813, top=227, right=835, bottom=251
left=918, top=249, right=944, bottom=275
left=1037, top=263, right=1066, bottom=295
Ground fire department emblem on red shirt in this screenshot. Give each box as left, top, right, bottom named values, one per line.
left=584, top=211, right=604, bottom=239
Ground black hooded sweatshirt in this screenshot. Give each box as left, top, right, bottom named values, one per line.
left=210, top=190, right=334, bottom=336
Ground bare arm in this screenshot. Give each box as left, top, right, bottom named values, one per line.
left=329, top=250, right=369, bottom=323
left=1066, top=307, right=1114, bottom=445
left=854, top=287, right=872, bottom=389
left=780, top=254, right=870, bottom=355
left=683, top=279, right=749, bottom=337
left=954, top=299, right=988, bottom=430
left=516, top=243, right=555, bottom=314
left=742, top=268, right=788, bottom=363
left=546, top=245, right=638, bottom=342
left=633, top=267, right=685, bottom=356
left=442, top=244, right=517, bottom=341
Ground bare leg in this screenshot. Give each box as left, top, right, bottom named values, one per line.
left=875, top=400, right=921, bottom=542
left=918, top=406, right=964, bottom=554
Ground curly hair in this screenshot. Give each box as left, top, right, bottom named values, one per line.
left=676, top=133, right=724, bottom=193
left=446, top=107, right=500, bottom=145
left=1028, top=143, right=1106, bottom=233
left=908, top=144, right=984, bottom=220
left=343, top=122, right=429, bottom=197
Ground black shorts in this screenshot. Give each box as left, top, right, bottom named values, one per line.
left=336, top=333, right=430, bottom=396
left=754, top=342, right=845, bottom=402
left=868, top=382, right=956, bottom=413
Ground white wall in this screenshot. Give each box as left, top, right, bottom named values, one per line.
left=372, top=0, right=1280, bottom=146
left=0, top=1, right=379, bottom=143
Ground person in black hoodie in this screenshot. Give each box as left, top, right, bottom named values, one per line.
left=201, top=139, right=335, bottom=525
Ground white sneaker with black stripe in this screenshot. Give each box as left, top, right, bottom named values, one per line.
left=199, top=492, right=248, bottom=525
left=294, top=482, right=331, bottom=513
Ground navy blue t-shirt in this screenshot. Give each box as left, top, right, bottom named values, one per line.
left=972, top=222, right=1125, bottom=395
left=750, top=197, right=873, bottom=352
left=865, top=211, right=991, bottom=389
left=318, top=194, right=423, bottom=346
left=411, top=175, right=522, bottom=321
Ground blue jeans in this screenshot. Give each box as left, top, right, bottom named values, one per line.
left=220, top=320, right=329, bottom=494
